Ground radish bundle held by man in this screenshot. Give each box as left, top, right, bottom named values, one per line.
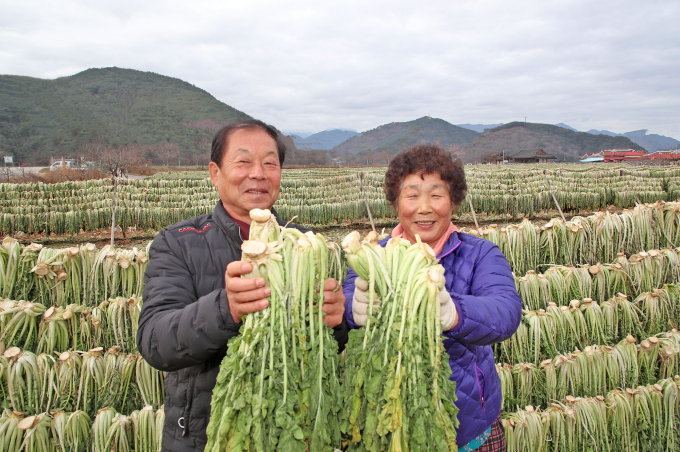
left=342, top=145, right=522, bottom=452
left=205, top=209, right=343, bottom=452
left=137, top=120, right=347, bottom=452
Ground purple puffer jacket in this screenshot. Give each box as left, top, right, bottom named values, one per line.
left=343, top=231, right=522, bottom=447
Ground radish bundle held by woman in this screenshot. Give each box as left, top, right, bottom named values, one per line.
left=205, top=209, right=342, bottom=452
left=342, top=145, right=522, bottom=452
left=339, top=230, right=460, bottom=451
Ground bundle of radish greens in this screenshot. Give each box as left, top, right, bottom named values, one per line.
left=205, top=209, right=344, bottom=452
left=339, top=231, right=459, bottom=452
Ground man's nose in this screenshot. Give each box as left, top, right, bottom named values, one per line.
left=249, top=163, right=266, bottom=179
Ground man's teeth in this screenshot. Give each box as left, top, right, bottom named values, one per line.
left=248, top=190, right=266, bottom=194
left=417, top=221, right=434, bottom=225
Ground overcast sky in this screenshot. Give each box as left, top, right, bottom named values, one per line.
left=2, top=0, right=679, bottom=138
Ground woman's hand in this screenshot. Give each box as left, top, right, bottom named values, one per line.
left=352, top=277, right=381, bottom=326
left=440, top=290, right=458, bottom=331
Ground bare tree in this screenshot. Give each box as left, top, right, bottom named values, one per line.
left=89, top=142, right=146, bottom=245
left=1, top=165, right=11, bottom=182
left=187, top=151, right=210, bottom=168
left=153, top=142, right=180, bottom=166
left=18, top=161, right=28, bottom=183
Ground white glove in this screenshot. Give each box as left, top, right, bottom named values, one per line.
left=352, top=277, right=381, bottom=326
left=440, top=290, right=458, bottom=331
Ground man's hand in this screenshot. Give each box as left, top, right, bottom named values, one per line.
left=321, top=278, right=345, bottom=328
left=225, top=261, right=270, bottom=324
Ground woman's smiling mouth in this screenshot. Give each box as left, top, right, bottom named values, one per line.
left=415, top=221, right=436, bottom=228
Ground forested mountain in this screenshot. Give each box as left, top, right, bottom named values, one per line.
left=556, top=124, right=679, bottom=152
left=584, top=129, right=680, bottom=152
left=332, top=117, right=478, bottom=164
left=0, top=67, right=250, bottom=164
left=2, top=66, right=672, bottom=166
left=469, top=122, right=646, bottom=162
left=457, top=123, right=504, bottom=133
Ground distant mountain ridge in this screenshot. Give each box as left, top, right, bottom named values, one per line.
left=3, top=66, right=677, bottom=165
left=588, top=129, right=679, bottom=152
left=584, top=129, right=618, bottom=136
left=555, top=124, right=679, bottom=152
left=471, top=122, right=645, bottom=162
left=0, top=67, right=250, bottom=164
left=457, top=123, right=504, bottom=133
left=333, top=117, right=478, bottom=164
left=291, top=129, right=358, bottom=150
left=555, top=123, right=579, bottom=132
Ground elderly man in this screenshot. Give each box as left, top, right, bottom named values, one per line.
left=136, top=120, right=347, bottom=452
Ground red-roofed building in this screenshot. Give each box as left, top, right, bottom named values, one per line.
left=633, top=150, right=680, bottom=161
left=580, top=149, right=680, bottom=164
left=580, top=149, right=647, bottom=162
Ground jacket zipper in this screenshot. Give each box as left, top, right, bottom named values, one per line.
left=436, top=237, right=462, bottom=260
left=475, top=364, right=486, bottom=412
left=184, top=375, right=196, bottom=437
left=180, top=370, right=195, bottom=437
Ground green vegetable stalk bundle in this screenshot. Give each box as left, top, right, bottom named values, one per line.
left=339, top=231, right=459, bottom=452
left=205, top=209, right=342, bottom=452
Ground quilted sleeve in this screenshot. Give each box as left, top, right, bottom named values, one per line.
left=443, top=241, right=522, bottom=345
left=342, top=266, right=360, bottom=330
left=136, top=229, right=242, bottom=372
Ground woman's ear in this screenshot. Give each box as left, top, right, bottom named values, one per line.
left=449, top=201, right=458, bottom=217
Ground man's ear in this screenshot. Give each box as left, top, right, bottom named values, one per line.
left=208, top=161, right=219, bottom=186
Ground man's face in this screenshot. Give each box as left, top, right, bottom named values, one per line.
left=209, top=128, right=282, bottom=223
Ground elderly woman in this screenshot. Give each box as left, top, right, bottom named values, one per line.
left=343, top=145, right=522, bottom=452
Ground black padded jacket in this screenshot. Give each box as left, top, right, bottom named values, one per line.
left=136, top=202, right=349, bottom=452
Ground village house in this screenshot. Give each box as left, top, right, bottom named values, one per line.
left=510, top=148, right=558, bottom=163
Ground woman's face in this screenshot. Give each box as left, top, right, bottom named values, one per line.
left=396, top=172, right=454, bottom=248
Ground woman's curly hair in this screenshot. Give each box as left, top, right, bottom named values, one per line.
left=384, top=144, right=467, bottom=207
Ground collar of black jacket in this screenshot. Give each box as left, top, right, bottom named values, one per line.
left=213, top=201, right=289, bottom=244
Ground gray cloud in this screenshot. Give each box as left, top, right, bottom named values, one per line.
left=1, top=0, right=678, bottom=137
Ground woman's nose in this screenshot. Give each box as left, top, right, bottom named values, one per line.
left=417, top=199, right=432, bottom=213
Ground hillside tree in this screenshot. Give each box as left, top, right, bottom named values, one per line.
left=89, top=141, right=146, bottom=245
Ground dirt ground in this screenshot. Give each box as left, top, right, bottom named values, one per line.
left=5, top=227, right=158, bottom=248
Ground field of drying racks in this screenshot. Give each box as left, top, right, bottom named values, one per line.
left=1, top=164, right=679, bottom=451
